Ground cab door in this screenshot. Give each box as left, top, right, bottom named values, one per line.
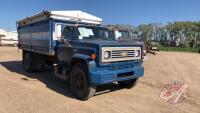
left=57, top=26, right=76, bottom=63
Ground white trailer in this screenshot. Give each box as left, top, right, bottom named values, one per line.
left=0, top=29, right=18, bottom=46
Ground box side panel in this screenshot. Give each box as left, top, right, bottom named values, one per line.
left=18, top=19, right=54, bottom=55
left=30, top=20, right=50, bottom=54
left=18, top=25, right=31, bottom=49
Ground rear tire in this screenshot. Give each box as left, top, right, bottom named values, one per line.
left=24, top=52, right=36, bottom=72
left=118, top=78, right=139, bottom=89
left=70, top=63, right=96, bottom=100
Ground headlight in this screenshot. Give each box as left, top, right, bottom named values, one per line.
left=135, top=50, right=140, bottom=57
left=104, top=51, right=111, bottom=59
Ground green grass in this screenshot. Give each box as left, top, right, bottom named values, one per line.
left=159, top=46, right=199, bottom=53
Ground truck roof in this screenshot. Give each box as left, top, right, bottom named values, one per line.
left=17, top=10, right=102, bottom=26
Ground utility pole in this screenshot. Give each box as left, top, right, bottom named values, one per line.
left=9, top=22, right=11, bottom=32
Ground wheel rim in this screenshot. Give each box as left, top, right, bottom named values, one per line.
left=75, top=73, right=84, bottom=91
left=71, top=70, right=87, bottom=96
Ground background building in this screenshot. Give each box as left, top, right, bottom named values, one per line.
left=0, top=29, right=18, bottom=46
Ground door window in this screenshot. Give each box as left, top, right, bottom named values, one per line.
left=62, top=26, right=75, bottom=39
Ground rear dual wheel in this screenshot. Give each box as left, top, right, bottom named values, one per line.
left=24, top=52, right=45, bottom=72
left=24, top=52, right=36, bottom=72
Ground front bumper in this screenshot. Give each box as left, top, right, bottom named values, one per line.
left=88, top=61, right=144, bottom=85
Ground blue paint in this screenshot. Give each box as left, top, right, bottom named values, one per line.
left=88, top=60, right=144, bottom=85
left=18, top=19, right=52, bottom=55
left=18, top=17, right=144, bottom=86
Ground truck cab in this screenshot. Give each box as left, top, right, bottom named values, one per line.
left=17, top=11, right=144, bottom=100
left=110, top=28, right=147, bottom=56
left=112, top=29, right=130, bottom=41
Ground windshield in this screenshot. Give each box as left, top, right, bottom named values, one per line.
left=78, top=26, right=114, bottom=40
left=114, top=30, right=130, bottom=40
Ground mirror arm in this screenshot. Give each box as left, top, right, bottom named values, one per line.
left=63, top=38, right=71, bottom=47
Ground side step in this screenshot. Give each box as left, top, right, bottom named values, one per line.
left=53, top=64, right=68, bottom=80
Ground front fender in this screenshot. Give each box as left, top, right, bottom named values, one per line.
left=71, top=54, right=97, bottom=69
left=72, top=54, right=90, bottom=61
left=71, top=54, right=97, bottom=84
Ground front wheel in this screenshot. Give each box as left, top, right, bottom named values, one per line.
left=118, top=78, right=139, bottom=89
left=70, top=63, right=96, bottom=100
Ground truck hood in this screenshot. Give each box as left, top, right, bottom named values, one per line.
left=77, top=40, right=143, bottom=46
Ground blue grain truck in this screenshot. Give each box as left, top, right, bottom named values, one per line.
left=17, top=10, right=144, bottom=100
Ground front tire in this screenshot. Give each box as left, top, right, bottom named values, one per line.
left=118, top=78, right=139, bottom=89
left=70, top=63, right=96, bottom=100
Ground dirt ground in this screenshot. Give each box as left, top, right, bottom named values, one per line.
left=0, top=46, right=199, bottom=113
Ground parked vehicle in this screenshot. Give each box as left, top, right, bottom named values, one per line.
left=17, top=11, right=144, bottom=100
left=144, top=41, right=159, bottom=55
left=109, top=29, right=147, bottom=56
left=111, top=29, right=130, bottom=41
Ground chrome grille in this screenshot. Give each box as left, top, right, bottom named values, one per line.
left=101, top=47, right=141, bottom=63
left=111, top=50, right=135, bottom=58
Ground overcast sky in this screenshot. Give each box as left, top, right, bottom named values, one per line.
left=0, top=0, right=200, bottom=31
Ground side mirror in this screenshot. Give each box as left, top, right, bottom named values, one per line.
left=55, top=24, right=62, bottom=39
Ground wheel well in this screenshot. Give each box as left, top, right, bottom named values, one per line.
left=22, top=50, right=46, bottom=65
left=69, top=58, right=90, bottom=86
left=70, top=58, right=88, bottom=71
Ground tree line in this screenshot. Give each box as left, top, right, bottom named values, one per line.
left=105, top=21, right=200, bottom=48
